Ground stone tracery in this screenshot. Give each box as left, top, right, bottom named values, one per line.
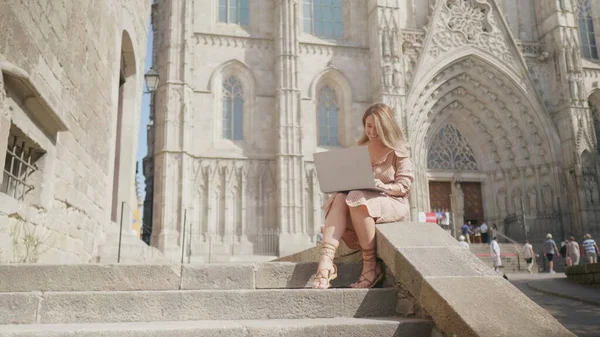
left=427, top=123, right=479, bottom=171
left=429, top=0, right=514, bottom=66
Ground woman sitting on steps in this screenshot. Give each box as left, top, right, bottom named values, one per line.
left=312, top=103, right=414, bottom=289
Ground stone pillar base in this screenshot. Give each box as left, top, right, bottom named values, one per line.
left=278, top=233, right=313, bottom=258
left=151, top=230, right=181, bottom=261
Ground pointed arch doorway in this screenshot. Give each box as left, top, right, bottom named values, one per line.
left=426, top=123, right=485, bottom=238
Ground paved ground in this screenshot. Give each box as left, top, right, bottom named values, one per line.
left=507, top=273, right=600, bottom=337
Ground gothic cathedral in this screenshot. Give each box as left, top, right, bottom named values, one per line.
left=144, top=0, right=600, bottom=262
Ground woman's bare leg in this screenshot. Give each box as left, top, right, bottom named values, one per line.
left=348, top=205, right=381, bottom=288
left=312, top=193, right=349, bottom=289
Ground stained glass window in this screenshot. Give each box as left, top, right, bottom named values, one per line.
left=303, top=0, right=343, bottom=39
left=219, top=0, right=249, bottom=26
left=576, top=0, right=599, bottom=60
left=317, top=86, right=339, bottom=146
left=222, top=76, right=244, bottom=141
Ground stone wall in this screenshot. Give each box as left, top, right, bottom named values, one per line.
left=565, top=263, right=600, bottom=288
left=0, top=0, right=150, bottom=263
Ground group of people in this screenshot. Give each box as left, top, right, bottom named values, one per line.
left=460, top=221, right=498, bottom=244
left=526, top=233, right=599, bottom=274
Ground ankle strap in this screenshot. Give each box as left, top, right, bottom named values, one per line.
left=320, top=242, right=337, bottom=261
left=362, top=247, right=377, bottom=262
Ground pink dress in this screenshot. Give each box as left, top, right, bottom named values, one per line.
left=321, top=146, right=414, bottom=250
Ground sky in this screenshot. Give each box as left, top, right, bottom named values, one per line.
left=136, top=23, right=153, bottom=201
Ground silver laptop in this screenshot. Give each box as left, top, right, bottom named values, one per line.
left=313, top=146, right=388, bottom=194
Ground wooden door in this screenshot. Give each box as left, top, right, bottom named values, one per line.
left=462, top=182, right=484, bottom=225
left=429, top=181, right=452, bottom=211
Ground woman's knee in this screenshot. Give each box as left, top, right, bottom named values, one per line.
left=332, top=193, right=350, bottom=209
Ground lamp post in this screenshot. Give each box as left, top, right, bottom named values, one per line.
left=142, top=66, right=159, bottom=245
left=144, top=66, right=159, bottom=93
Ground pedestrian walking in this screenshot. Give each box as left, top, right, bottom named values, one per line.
left=583, top=234, right=599, bottom=264
left=522, top=240, right=535, bottom=273
left=544, top=233, right=559, bottom=273
left=566, top=236, right=580, bottom=266
left=490, top=236, right=502, bottom=273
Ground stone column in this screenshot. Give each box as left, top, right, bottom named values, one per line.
left=367, top=0, right=406, bottom=130
left=534, top=1, right=592, bottom=238
left=150, top=0, right=192, bottom=260
left=274, top=0, right=309, bottom=256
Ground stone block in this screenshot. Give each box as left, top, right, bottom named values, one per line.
left=586, top=273, right=595, bottom=284
left=385, top=245, right=496, bottom=298
left=587, top=263, right=600, bottom=273
left=341, top=288, right=398, bottom=317
left=0, top=292, right=39, bottom=324
left=375, top=221, right=575, bottom=337
left=181, top=264, right=255, bottom=290
left=0, top=317, right=434, bottom=337
left=420, top=277, right=574, bottom=337
left=255, top=262, right=363, bottom=289
left=377, top=222, right=459, bottom=248
left=397, top=298, right=415, bottom=316
left=0, top=264, right=181, bottom=292
left=565, top=264, right=586, bottom=276
left=595, top=273, right=600, bottom=284
left=37, top=288, right=396, bottom=324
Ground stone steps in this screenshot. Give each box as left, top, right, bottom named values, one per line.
left=0, top=317, right=434, bottom=337
left=0, top=262, right=394, bottom=292
left=4, top=288, right=399, bottom=324
left=1, top=262, right=430, bottom=336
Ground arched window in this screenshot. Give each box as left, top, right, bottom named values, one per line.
left=303, top=0, right=343, bottom=39
left=577, top=0, right=598, bottom=60
left=427, top=124, right=478, bottom=171
left=219, top=0, right=249, bottom=26
left=222, top=76, right=244, bottom=141
left=317, top=86, right=339, bottom=146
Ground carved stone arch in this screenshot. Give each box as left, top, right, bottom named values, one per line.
left=209, top=59, right=257, bottom=145
left=421, top=102, right=499, bottom=172
left=408, top=53, right=561, bottom=165
left=582, top=149, right=595, bottom=168
left=412, top=82, right=522, bottom=167
left=308, top=67, right=353, bottom=147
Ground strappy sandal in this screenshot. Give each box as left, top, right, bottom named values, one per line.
left=312, top=242, right=338, bottom=289
left=351, top=247, right=383, bottom=289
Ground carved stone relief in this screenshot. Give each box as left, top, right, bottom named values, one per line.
left=429, top=0, right=515, bottom=66
left=189, top=159, right=277, bottom=254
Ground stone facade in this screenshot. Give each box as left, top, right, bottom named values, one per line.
left=0, top=0, right=150, bottom=263
left=146, top=0, right=600, bottom=262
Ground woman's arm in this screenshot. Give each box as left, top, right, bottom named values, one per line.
left=384, top=157, right=414, bottom=197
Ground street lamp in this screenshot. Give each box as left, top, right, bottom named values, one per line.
left=144, top=66, right=159, bottom=93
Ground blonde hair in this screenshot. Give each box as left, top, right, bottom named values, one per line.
left=357, top=103, right=409, bottom=156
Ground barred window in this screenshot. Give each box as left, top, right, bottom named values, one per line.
left=218, top=0, right=249, bottom=26
left=317, top=86, right=339, bottom=146
left=303, top=0, right=343, bottom=39
left=576, top=0, right=599, bottom=60
left=1, top=125, right=45, bottom=201
left=222, top=76, right=244, bottom=141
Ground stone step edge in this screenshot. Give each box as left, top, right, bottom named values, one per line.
left=0, top=262, right=396, bottom=292
left=2, top=288, right=400, bottom=325
left=0, top=317, right=434, bottom=334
